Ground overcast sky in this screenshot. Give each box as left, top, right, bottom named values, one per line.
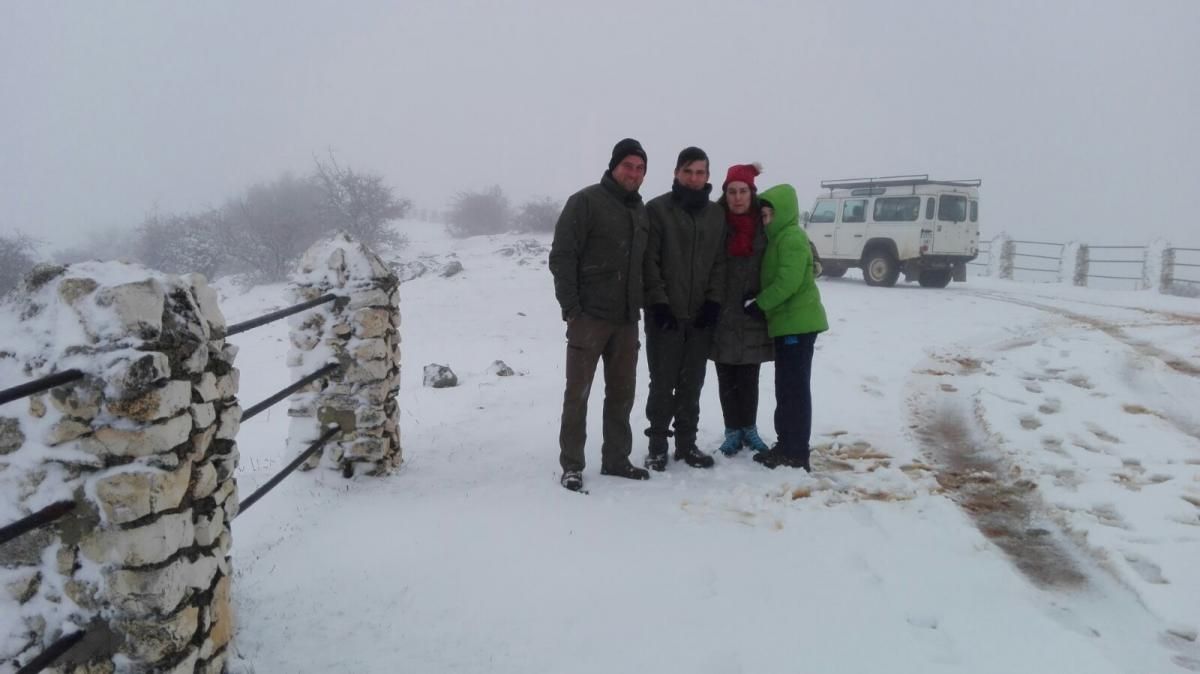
left=2, top=1, right=1197, bottom=251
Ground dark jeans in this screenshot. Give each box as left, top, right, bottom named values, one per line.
left=644, top=318, right=713, bottom=451
left=558, top=315, right=639, bottom=473
left=715, top=362, right=761, bottom=429
left=774, top=333, right=817, bottom=459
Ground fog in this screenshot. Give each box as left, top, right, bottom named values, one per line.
left=2, top=1, right=1197, bottom=251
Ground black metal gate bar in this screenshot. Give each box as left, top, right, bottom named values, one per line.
left=240, top=363, right=341, bottom=423
left=0, top=370, right=84, bottom=408
left=225, top=294, right=338, bottom=337
left=0, top=500, right=76, bottom=548
left=236, top=425, right=342, bottom=516
left=15, top=630, right=86, bottom=674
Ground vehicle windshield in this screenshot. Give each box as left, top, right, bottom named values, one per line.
left=810, top=200, right=837, bottom=223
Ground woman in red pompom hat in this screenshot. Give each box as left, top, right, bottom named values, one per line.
left=708, top=163, right=774, bottom=456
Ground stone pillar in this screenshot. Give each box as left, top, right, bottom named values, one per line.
left=286, top=233, right=401, bottom=477
left=0, top=263, right=238, bottom=673
left=1147, top=239, right=1171, bottom=293
left=1066, top=243, right=1089, bottom=286
left=996, top=235, right=1015, bottom=280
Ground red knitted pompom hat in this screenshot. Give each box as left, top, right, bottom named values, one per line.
left=722, top=162, right=762, bottom=191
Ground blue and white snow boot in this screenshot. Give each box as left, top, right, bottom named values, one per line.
left=742, top=425, right=770, bottom=453
left=718, top=428, right=744, bottom=456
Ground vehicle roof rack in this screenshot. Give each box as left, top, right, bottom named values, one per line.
left=820, top=175, right=982, bottom=191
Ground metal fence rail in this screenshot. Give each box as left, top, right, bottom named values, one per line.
left=1084, top=245, right=1145, bottom=283
left=1168, top=247, right=1200, bottom=285
left=1010, top=240, right=1064, bottom=280
left=1011, top=240, right=1064, bottom=247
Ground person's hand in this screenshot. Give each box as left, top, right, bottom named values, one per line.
left=693, top=300, right=721, bottom=329
left=742, top=298, right=766, bottom=322
left=651, top=303, right=679, bottom=331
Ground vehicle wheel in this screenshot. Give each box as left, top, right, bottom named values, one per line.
left=863, top=249, right=900, bottom=287
left=918, top=269, right=953, bottom=288
left=822, top=264, right=847, bottom=278
left=810, top=243, right=823, bottom=278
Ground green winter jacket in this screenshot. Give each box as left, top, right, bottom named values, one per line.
left=549, top=173, right=650, bottom=324
left=755, top=184, right=829, bottom=338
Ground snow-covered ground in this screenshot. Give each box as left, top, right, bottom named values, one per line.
left=218, top=224, right=1200, bottom=673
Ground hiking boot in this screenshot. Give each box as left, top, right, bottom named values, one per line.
left=717, top=428, right=744, bottom=456
left=753, top=447, right=811, bottom=472
left=674, top=444, right=715, bottom=468
left=644, top=432, right=669, bottom=471
left=741, top=425, right=770, bottom=453
left=601, top=461, right=651, bottom=480
left=561, top=470, right=584, bottom=491
left=644, top=452, right=668, bottom=472
left=753, top=448, right=785, bottom=469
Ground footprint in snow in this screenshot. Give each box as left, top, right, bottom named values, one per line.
left=1122, top=552, right=1168, bottom=585
left=1038, top=398, right=1062, bottom=414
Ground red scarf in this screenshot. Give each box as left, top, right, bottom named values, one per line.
left=726, top=212, right=756, bottom=257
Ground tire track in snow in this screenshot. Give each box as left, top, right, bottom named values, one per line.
left=963, top=289, right=1200, bottom=445
left=910, top=373, right=1090, bottom=589
left=908, top=298, right=1200, bottom=671
left=963, top=289, right=1200, bottom=378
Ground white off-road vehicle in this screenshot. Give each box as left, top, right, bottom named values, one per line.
left=804, top=175, right=980, bottom=288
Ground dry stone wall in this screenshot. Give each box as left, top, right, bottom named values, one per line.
left=286, top=233, right=401, bottom=477
left=0, top=262, right=237, bottom=673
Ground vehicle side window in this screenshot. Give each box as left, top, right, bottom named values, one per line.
left=938, top=195, right=968, bottom=222
left=970, top=200, right=979, bottom=222
left=873, top=197, right=920, bottom=222
left=842, top=199, right=867, bottom=223
left=810, top=200, right=837, bottom=223
left=925, top=197, right=935, bottom=220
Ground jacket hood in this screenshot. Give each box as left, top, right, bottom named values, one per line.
left=758, top=184, right=800, bottom=239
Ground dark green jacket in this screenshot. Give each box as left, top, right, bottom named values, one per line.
left=710, top=215, right=773, bottom=364
left=549, top=173, right=649, bottom=323
left=643, top=191, right=726, bottom=319
left=756, top=184, right=829, bottom=337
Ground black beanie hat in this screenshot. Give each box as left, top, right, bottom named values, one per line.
left=608, top=138, right=647, bottom=172
left=675, top=146, right=709, bottom=171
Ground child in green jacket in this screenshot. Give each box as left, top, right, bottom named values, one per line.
left=743, top=184, right=829, bottom=471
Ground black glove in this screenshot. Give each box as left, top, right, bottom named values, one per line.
left=743, top=298, right=766, bottom=322
left=650, top=303, right=679, bottom=331
left=693, top=300, right=721, bottom=329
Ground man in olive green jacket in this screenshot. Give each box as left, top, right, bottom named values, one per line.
left=743, top=183, right=829, bottom=471
left=549, top=138, right=653, bottom=492
left=642, top=147, right=726, bottom=471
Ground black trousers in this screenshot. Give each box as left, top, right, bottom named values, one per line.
left=714, top=362, right=761, bottom=429
left=644, top=319, right=713, bottom=451
left=774, top=333, right=817, bottom=459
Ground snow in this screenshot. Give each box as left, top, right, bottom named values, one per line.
left=216, top=225, right=1200, bottom=673
left=5, top=224, right=1199, bottom=672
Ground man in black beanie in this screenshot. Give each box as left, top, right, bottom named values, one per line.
left=641, top=146, right=726, bottom=471
left=548, top=138, right=652, bottom=492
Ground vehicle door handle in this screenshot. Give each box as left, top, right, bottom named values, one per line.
left=853, top=234, right=863, bottom=238
left=823, top=234, right=832, bottom=237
